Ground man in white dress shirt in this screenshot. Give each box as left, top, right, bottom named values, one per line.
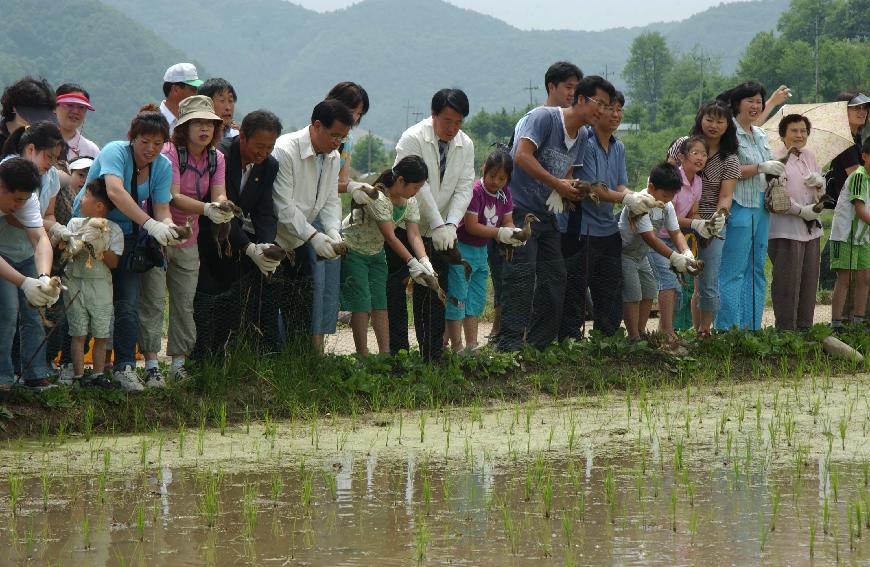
left=386, top=88, right=475, bottom=361
left=272, top=99, right=353, bottom=352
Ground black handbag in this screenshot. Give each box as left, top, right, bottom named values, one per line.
left=124, top=144, right=165, bottom=273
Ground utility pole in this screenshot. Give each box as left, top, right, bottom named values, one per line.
left=412, top=110, right=427, bottom=123
left=814, top=6, right=821, bottom=102
left=524, top=79, right=539, bottom=107
left=600, top=64, right=615, bottom=81
left=402, top=100, right=413, bottom=129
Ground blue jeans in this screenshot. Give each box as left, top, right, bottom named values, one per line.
left=717, top=202, right=769, bottom=330
left=696, top=227, right=726, bottom=314
left=0, top=255, right=51, bottom=383
left=112, top=234, right=141, bottom=370
left=305, top=220, right=341, bottom=335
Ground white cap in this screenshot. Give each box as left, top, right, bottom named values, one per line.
left=163, top=63, right=203, bottom=88
left=69, top=157, right=94, bottom=171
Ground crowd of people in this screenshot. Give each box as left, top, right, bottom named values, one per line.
left=0, top=60, right=868, bottom=391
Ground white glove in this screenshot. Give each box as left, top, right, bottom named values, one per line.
left=143, top=218, right=180, bottom=246
left=622, top=191, right=657, bottom=215
left=310, top=232, right=336, bottom=259
left=326, top=229, right=343, bottom=245
left=79, top=223, right=105, bottom=244
left=683, top=248, right=695, bottom=261
left=804, top=172, right=825, bottom=188
left=407, top=258, right=429, bottom=285
left=710, top=210, right=727, bottom=233
left=349, top=181, right=378, bottom=206
left=419, top=256, right=436, bottom=277
left=545, top=191, right=565, bottom=214
left=431, top=224, right=457, bottom=251
left=690, top=218, right=714, bottom=239
left=669, top=251, right=690, bottom=273
left=246, top=243, right=280, bottom=275
left=203, top=202, right=234, bottom=224
left=798, top=204, right=821, bottom=222
left=496, top=226, right=523, bottom=245
left=21, top=277, right=56, bottom=307
left=49, top=223, right=72, bottom=243
left=758, top=160, right=785, bottom=177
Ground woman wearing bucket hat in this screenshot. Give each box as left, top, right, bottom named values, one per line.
left=54, top=83, right=99, bottom=162
left=138, top=95, right=231, bottom=387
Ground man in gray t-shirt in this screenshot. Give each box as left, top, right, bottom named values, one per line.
left=497, top=76, right=616, bottom=351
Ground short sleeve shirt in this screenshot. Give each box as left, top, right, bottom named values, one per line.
left=63, top=217, right=124, bottom=279
left=830, top=166, right=870, bottom=245
left=510, top=107, right=588, bottom=219
left=619, top=189, right=679, bottom=260
left=458, top=179, right=513, bottom=246
left=74, top=140, right=173, bottom=236
left=163, top=142, right=227, bottom=248
left=571, top=127, right=628, bottom=236
left=0, top=156, right=61, bottom=262
left=733, top=120, right=774, bottom=208
left=657, top=167, right=700, bottom=238
left=342, top=190, right=420, bottom=255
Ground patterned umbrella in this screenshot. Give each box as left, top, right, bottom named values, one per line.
left=760, top=101, right=855, bottom=166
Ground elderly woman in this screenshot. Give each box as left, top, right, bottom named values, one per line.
left=716, top=81, right=785, bottom=331
left=767, top=114, right=825, bottom=330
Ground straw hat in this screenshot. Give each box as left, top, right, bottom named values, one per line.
left=175, top=95, right=221, bottom=127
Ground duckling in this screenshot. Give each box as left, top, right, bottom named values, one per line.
left=172, top=217, right=195, bottom=242
left=348, top=183, right=383, bottom=226
left=498, top=213, right=539, bottom=261
left=437, top=246, right=472, bottom=280
left=211, top=200, right=244, bottom=258
left=404, top=273, right=461, bottom=307
left=627, top=193, right=666, bottom=232
left=697, top=207, right=729, bottom=248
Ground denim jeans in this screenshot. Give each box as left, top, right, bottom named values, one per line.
left=111, top=234, right=141, bottom=370
left=307, top=220, right=341, bottom=336
left=696, top=226, right=727, bottom=314
left=0, top=255, right=51, bottom=384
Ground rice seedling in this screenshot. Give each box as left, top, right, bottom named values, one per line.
left=839, top=415, right=847, bottom=450
left=197, top=469, right=223, bottom=527
left=135, top=501, right=145, bottom=541
left=419, top=412, right=426, bottom=444
left=270, top=471, right=283, bottom=504
left=770, top=487, right=781, bottom=531
left=323, top=470, right=338, bottom=501
left=80, top=513, right=91, bottom=550
left=541, top=471, right=553, bottom=519
left=217, top=403, right=227, bottom=436
left=8, top=472, right=23, bottom=516
left=422, top=475, right=432, bottom=516
left=83, top=404, right=94, bottom=441
left=40, top=469, right=50, bottom=511
left=301, top=471, right=314, bottom=511
left=604, top=467, right=616, bottom=522
left=670, top=487, right=678, bottom=532
left=823, top=496, right=831, bottom=535
left=197, top=415, right=206, bottom=457
left=242, top=483, right=257, bottom=538
left=177, top=422, right=186, bottom=458
left=809, top=524, right=816, bottom=558
left=415, top=520, right=430, bottom=564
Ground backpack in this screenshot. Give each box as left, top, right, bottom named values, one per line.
left=176, top=145, right=218, bottom=200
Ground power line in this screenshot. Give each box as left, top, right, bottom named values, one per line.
left=402, top=100, right=413, bottom=129
left=524, top=79, right=540, bottom=107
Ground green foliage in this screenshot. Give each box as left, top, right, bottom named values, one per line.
left=351, top=133, right=393, bottom=175
left=0, top=0, right=192, bottom=145
left=463, top=106, right=529, bottom=167
left=622, top=32, right=674, bottom=122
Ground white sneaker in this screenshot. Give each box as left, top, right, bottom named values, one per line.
left=57, top=363, right=75, bottom=386
left=168, top=365, right=191, bottom=382
left=144, top=367, right=167, bottom=389
left=113, top=365, right=144, bottom=391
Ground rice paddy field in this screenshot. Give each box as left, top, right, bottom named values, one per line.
left=1, top=365, right=868, bottom=565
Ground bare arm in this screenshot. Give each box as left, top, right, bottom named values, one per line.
left=379, top=221, right=413, bottom=263
left=0, top=255, right=26, bottom=287
left=102, top=250, right=120, bottom=270
left=405, top=222, right=428, bottom=259
left=514, top=138, right=582, bottom=201
left=43, top=196, right=58, bottom=231
left=854, top=200, right=870, bottom=226
left=667, top=229, right=690, bottom=253
left=461, top=211, right=499, bottom=240
left=26, top=226, right=53, bottom=275
left=105, top=174, right=152, bottom=227
left=640, top=230, right=674, bottom=259
left=717, top=179, right=736, bottom=211
left=677, top=201, right=699, bottom=230
left=337, top=159, right=351, bottom=194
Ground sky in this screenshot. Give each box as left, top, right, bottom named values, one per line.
left=288, top=0, right=744, bottom=31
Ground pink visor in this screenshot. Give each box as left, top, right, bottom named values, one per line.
left=56, top=93, right=95, bottom=111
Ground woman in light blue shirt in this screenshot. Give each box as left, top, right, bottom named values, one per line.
left=716, top=81, right=785, bottom=330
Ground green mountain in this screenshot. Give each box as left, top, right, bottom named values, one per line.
left=98, top=0, right=789, bottom=140
left=0, top=0, right=197, bottom=145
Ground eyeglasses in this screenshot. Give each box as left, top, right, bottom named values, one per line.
left=585, top=96, right=612, bottom=110
left=688, top=150, right=708, bottom=158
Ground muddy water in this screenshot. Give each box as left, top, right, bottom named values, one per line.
left=1, top=373, right=869, bottom=565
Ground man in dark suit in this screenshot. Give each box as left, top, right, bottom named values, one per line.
left=193, top=110, right=283, bottom=357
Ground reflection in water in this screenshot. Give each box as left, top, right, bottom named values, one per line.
left=3, top=442, right=867, bottom=566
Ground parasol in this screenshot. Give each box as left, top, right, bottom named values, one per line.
left=760, top=101, right=855, bottom=166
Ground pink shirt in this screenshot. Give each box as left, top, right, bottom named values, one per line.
left=768, top=149, right=822, bottom=242
left=658, top=166, right=700, bottom=238
left=162, top=142, right=226, bottom=248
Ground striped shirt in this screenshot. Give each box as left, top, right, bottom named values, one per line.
left=669, top=136, right=741, bottom=219
left=733, top=120, right=774, bottom=208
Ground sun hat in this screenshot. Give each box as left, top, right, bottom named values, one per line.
left=56, top=92, right=95, bottom=111
left=848, top=93, right=870, bottom=107
left=15, top=106, right=58, bottom=124
left=69, top=157, right=94, bottom=170
left=175, top=95, right=221, bottom=128
left=163, top=63, right=203, bottom=88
